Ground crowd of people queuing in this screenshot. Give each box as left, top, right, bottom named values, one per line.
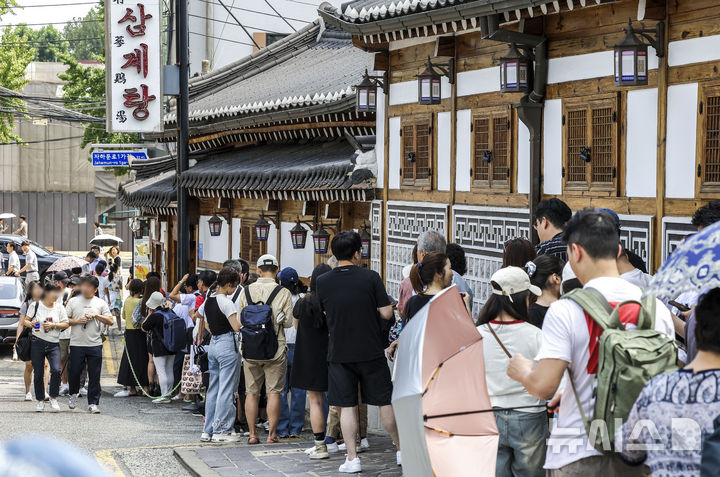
left=10, top=198, right=720, bottom=476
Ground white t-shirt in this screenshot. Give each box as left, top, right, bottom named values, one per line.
left=536, top=277, right=674, bottom=469
left=66, top=295, right=112, bottom=347
left=96, top=275, right=109, bottom=303
left=24, top=250, right=38, bottom=273
left=478, top=320, right=545, bottom=412
left=173, top=293, right=197, bottom=329
left=8, top=251, right=20, bottom=272
left=29, top=301, right=69, bottom=344
left=17, top=222, right=27, bottom=238
left=621, top=268, right=652, bottom=288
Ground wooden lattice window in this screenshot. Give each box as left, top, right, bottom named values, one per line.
left=401, top=115, right=433, bottom=187
left=471, top=108, right=511, bottom=190
left=562, top=95, right=619, bottom=194
left=240, top=221, right=266, bottom=273
left=698, top=85, right=720, bottom=193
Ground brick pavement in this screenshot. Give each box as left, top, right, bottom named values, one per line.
left=174, top=436, right=402, bottom=477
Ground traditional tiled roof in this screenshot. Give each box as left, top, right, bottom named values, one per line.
left=118, top=170, right=176, bottom=216
left=180, top=139, right=374, bottom=202
left=164, top=20, right=375, bottom=128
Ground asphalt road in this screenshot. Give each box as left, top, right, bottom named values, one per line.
left=0, top=336, right=204, bottom=477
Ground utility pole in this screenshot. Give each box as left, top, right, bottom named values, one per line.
left=176, top=0, right=190, bottom=278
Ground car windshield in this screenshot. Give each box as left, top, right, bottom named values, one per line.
left=29, top=242, right=50, bottom=256
left=0, top=280, right=17, bottom=300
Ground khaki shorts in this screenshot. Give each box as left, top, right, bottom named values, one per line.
left=59, top=339, right=70, bottom=362
left=243, top=352, right=287, bottom=395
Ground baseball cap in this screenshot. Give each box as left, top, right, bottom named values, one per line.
left=145, top=291, right=166, bottom=310
left=68, top=276, right=80, bottom=286
left=596, top=207, right=621, bottom=230
left=53, top=271, right=69, bottom=283
left=277, top=267, right=299, bottom=286
left=490, top=266, right=541, bottom=300
left=256, top=254, right=279, bottom=268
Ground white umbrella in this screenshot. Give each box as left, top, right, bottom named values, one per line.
left=89, top=234, right=124, bottom=247
left=0, top=213, right=16, bottom=219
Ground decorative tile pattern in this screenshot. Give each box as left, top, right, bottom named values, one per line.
left=385, top=201, right=448, bottom=299
left=370, top=200, right=382, bottom=274
left=618, top=214, right=654, bottom=267
left=662, top=216, right=695, bottom=261
left=453, top=206, right=530, bottom=316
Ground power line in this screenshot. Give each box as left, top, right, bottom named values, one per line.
left=189, top=30, right=253, bottom=47
left=280, top=0, right=319, bottom=6
left=0, top=36, right=99, bottom=47
left=4, top=1, right=99, bottom=7
left=187, top=13, right=287, bottom=35
left=264, top=0, right=296, bottom=32
left=217, top=0, right=261, bottom=49
left=0, top=19, right=103, bottom=28
left=197, top=0, right=309, bottom=24
left=0, top=135, right=85, bottom=145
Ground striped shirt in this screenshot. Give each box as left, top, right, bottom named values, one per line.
left=535, top=232, right=567, bottom=261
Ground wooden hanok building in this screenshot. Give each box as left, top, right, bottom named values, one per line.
left=119, top=20, right=378, bottom=286
left=318, top=0, right=720, bottom=312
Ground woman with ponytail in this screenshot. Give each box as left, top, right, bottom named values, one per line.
left=526, top=255, right=564, bottom=328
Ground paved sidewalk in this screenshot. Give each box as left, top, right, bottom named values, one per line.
left=174, top=437, right=402, bottom=477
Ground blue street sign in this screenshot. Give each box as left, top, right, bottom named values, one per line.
left=92, top=150, right=148, bottom=166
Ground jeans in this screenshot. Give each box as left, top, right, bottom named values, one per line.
left=69, top=345, right=103, bottom=405
left=278, top=344, right=306, bottom=436
left=31, top=337, right=61, bottom=400
left=494, top=409, right=548, bottom=477
left=203, top=333, right=241, bottom=435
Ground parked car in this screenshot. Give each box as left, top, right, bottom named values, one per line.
left=0, top=234, right=69, bottom=280
left=0, top=276, right=25, bottom=343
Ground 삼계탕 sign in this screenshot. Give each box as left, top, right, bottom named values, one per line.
left=106, top=0, right=163, bottom=133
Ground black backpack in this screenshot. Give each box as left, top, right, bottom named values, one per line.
left=239, top=286, right=283, bottom=360
left=15, top=302, right=39, bottom=362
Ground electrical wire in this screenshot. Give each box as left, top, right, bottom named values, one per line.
left=0, top=135, right=85, bottom=145
left=196, top=0, right=308, bottom=24
left=0, top=19, right=103, bottom=28
left=0, top=36, right=98, bottom=46
left=188, top=13, right=286, bottom=35
left=3, top=1, right=99, bottom=7
left=189, top=30, right=253, bottom=47
left=264, top=0, right=296, bottom=32
left=217, top=0, right=261, bottom=49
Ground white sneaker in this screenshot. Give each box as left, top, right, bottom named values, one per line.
left=114, top=389, right=130, bottom=398
left=152, top=397, right=171, bottom=404
left=211, top=432, right=241, bottom=442
left=360, top=438, right=370, bottom=450
left=339, top=442, right=364, bottom=454
left=59, top=384, right=69, bottom=396
left=397, top=450, right=402, bottom=466
left=200, top=432, right=212, bottom=442
left=338, top=457, right=362, bottom=473
left=24, top=392, right=32, bottom=402
left=35, top=401, right=45, bottom=412
left=88, top=404, right=100, bottom=414
left=262, top=421, right=269, bottom=431
left=326, top=441, right=340, bottom=453
left=68, top=394, right=78, bottom=409
left=79, top=387, right=88, bottom=396
left=49, top=399, right=60, bottom=412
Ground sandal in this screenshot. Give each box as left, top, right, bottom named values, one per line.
left=266, top=437, right=279, bottom=444
left=248, top=437, right=260, bottom=445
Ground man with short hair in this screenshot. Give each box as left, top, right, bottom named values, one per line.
left=317, top=231, right=401, bottom=473
left=54, top=271, right=72, bottom=396
left=239, top=254, right=293, bottom=444
left=89, top=246, right=102, bottom=272
left=534, top=198, right=573, bottom=261
left=5, top=242, right=20, bottom=277
left=507, top=209, right=674, bottom=476
left=82, top=251, right=97, bottom=275
left=66, top=274, right=114, bottom=413
left=18, top=240, right=39, bottom=282
left=13, top=215, right=27, bottom=238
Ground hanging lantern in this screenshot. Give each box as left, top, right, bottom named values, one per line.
left=499, top=43, right=529, bottom=93
left=359, top=224, right=371, bottom=259
left=417, top=58, right=443, bottom=105
left=208, top=214, right=223, bottom=237
left=312, top=226, right=331, bottom=255
left=355, top=71, right=378, bottom=112
left=290, top=222, right=308, bottom=249
left=614, top=19, right=648, bottom=87
left=132, top=218, right=145, bottom=239
left=254, top=215, right=270, bottom=242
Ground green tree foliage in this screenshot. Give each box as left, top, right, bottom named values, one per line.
left=0, top=22, right=35, bottom=143
left=33, top=25, right=70, bottom=62
left=63, top=3, right=104, bottom=61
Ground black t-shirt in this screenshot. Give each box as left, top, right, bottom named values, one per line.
left=405, top=294, right=433, bottom=323
left=317, top=265, right=391, bottom=363
left=204, top=295, right=233, bottom=336
left=527, top=303, right=548, bottom=329
left=143, top=311, right=174, bottom=356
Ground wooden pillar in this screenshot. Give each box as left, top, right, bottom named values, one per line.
left=228, top=200, right=234, bottom=260
left=381, top=82, right=391, bottom=282
left=653, top=6, right=670, bottom=273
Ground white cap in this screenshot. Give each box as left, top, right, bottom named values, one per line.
left=490, top=266, right=541, bottom=301
left=145, top=291, right=165, bottom=310
left=257, top=254, right=279, bottom=268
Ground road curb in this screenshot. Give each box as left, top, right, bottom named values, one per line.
left=174, top=447, right=221, bottom=477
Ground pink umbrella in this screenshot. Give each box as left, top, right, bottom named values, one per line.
left=46, top=255, right=86, bottom=272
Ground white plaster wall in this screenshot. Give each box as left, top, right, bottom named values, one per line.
left=437, top=111, right=451, bottom=191
left=547, top=48, right=658, bottom=84
left=375, top=88, right=386, bottom=188
left=669, top=34, right=720, bottom=67
left=388, top=116, right=402, bottom=189
left=455, top=109, right=472, bottom=192
left=198, top=215, right=229, bottom=263
left=231, top=218, right=241, bottom=259
left=666, top=83, right=698, bottom=199
left=542, top=99, right=563, bottom=195
left=266, top=223, right=278, bottom=260
left=456, top=67, right=500, bottom=97
left=626, top=88, right=658, bottom=198
left=388, top=78, right=450, bottom=106
left=517, top=121, right=530, bottom=194
left=279, top=222, right=314, bottom=277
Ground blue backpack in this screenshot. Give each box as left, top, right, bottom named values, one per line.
left=240, top=286, right=283, bottom=360
left=157, top=308, right=187, bottom=353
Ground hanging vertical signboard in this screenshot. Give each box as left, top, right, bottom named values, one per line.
left=105, top=0, right=163, bottom=133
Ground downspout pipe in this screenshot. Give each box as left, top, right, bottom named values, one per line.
left=527, top=37, right=547, bottom=104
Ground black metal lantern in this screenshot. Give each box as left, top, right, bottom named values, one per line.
left=613, top=18, right=665, bottom=87
left=312, top=226, right=331, bottom=255
left=208, top=214, right=223, bottom=237
left=359, top=223, right=371, bottom=259
left=290, top=222, right=308, bottom=249
left=417, top=58, right=443, bottom=105
left=354, top=70, right=387, bottom=113
left=499, top=43, right=529, bottom=93
left=254, top=215, right=270, bottom=242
